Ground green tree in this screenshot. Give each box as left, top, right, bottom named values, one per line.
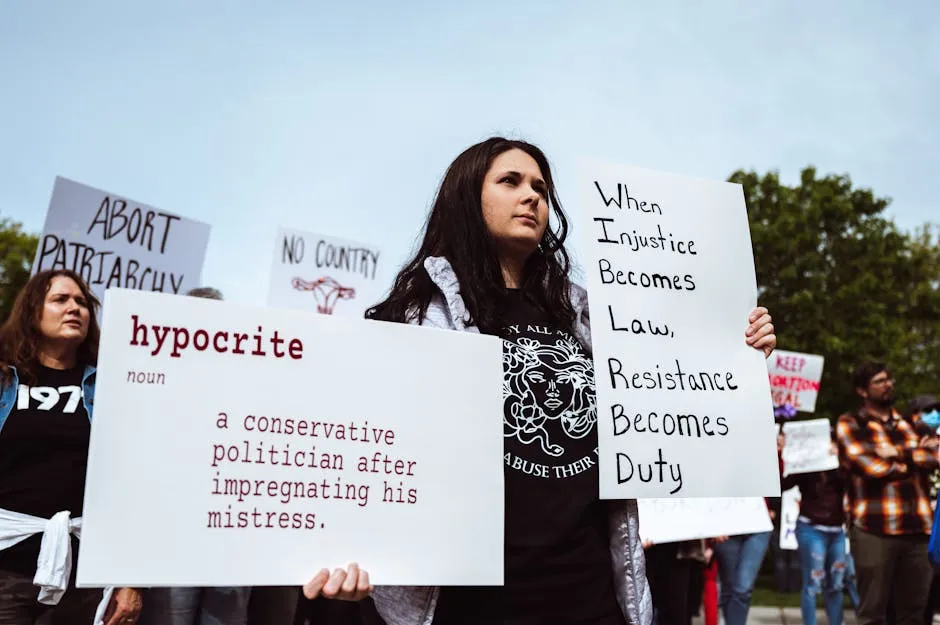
left=0, top=218, right=39, bottom=322
left=731, top=167, right=940, bottom=419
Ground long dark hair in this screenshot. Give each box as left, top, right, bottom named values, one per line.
left=0, top=269, right=100, bottom=384
left=367, top=137, right=575, bottom=334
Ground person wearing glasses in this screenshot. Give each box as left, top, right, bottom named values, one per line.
left=836, top=363, right=939, bottom=625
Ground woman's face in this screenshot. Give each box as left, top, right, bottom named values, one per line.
left=481, top=148, right=549, bottom=259
left=38, top=276, right=90, bottom=346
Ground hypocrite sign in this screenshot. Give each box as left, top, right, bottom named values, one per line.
left=576, top=160, right=780, bottom=499
left=767, top=349, right=825, bottom=413
left=32, top=176, right=211, bottom=305
left=267, top=227, right=383, bottom=319
left=77, top=289, right=504, bottom=587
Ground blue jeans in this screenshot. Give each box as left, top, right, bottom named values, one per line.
left=139, top=587, right=251, bottom=625
left=795, top=521, right=847, bottom=625
left=714, top=531, right=772, bottom=625
left=844, top=551, right=861, bottom=611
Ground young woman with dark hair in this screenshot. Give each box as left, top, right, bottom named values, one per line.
left=302, top=137, right=777, bottom=625
left=0, top=270, right=141, bottom=625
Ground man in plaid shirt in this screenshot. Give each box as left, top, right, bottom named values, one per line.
left=837, top=362, right=939, bottom=625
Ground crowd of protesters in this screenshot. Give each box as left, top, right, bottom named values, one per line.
left=0, top=136, right=937, bottom=625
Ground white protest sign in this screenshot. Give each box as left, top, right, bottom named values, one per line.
left=577, top=161, right=780, bottom=498
left=268, top=227, right=383, bottom=318
left=782, top=418, right=838, bottom=476
left=77, top=289, right=504, bottom=587
left=32, top=176, right=211, bottom=306
left=638, top=497, right=772, bottom=543
left=779, top=487, right=800, bottom=550
left=768, top=349, right=825, bottom=413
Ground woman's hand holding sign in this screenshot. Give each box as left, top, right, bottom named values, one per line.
left=304, top=563, right=373, bottom=601
left=745, top=306, right=776, bottom=358
left=103, top=587, right=143, bottom=625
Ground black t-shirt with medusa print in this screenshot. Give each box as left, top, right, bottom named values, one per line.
left=433, top=290, right=623, bottom=625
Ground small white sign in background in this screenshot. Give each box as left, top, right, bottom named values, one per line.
left=77, top=289, right=504, bottom=587
left=638, top=498, right=772, bottom=544
left=32, top=176, right=210, bottom=306
left=267, top=227, right=383, bottom=319
left=779, top=487, right=801, bottom=550
left=767, top=349, right=825, bottom=413
left=781, top=419, right=838, bottom=476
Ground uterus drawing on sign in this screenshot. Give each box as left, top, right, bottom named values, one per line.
left=291, top=276, right=356, bottom=315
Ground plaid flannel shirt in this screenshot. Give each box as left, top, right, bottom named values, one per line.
left=837, top=408, right=937, bottom=536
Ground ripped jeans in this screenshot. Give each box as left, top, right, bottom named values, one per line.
left=796, top=520, right=847, bottom=625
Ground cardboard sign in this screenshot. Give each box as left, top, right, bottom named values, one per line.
left=638, top=497, right=772, bottom=543
left=32, top=176, right=210, bottom=306
left=576, top=161, right=780, bottom=498
left=782, top=418, right=839, bottom=476
left=77, top=290, right=504, bottom=587
left=268, top=228, right=383, bottom=318
left=767, top=350, right=825, bottom=413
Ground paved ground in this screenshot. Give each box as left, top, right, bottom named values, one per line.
left=691, top=606, right=859, bottom=625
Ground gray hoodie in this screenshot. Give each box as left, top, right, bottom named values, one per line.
left=370, top=256, right=652, bottom=625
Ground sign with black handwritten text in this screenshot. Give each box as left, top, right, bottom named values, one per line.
left=32, top=177, right=210, bottom=306
left=76, top=289, right=504, bottom=587
left=638, top=497, right=772, bottom=544
left=577, top=161, right=779, bottom=498
left=781, top=418, right=838, bottom=476
left=768, top=349, right=825, bottom=412
left=267, top=227, right=383, bottom=319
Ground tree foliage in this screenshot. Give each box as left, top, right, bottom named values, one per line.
left=0, top=218, right=39, bottom=323
left=732, top=167, right=940, bottom=418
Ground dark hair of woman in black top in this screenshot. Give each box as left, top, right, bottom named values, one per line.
left=0, top=269, right=99, bottom=384
left=366, top=136, right=574, bottom=335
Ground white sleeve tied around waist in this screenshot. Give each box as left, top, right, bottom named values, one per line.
left=0, top=508, right=114, bottom=623
left=34, top=510, right=82, bottom=604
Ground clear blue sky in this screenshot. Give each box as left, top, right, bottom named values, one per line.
left=1, top=1, right=937, bottom=306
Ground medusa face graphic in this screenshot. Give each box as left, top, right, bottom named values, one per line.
left=503, top=333, right=597, bottom=458
left=522, top=349, right=579, bottom=417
